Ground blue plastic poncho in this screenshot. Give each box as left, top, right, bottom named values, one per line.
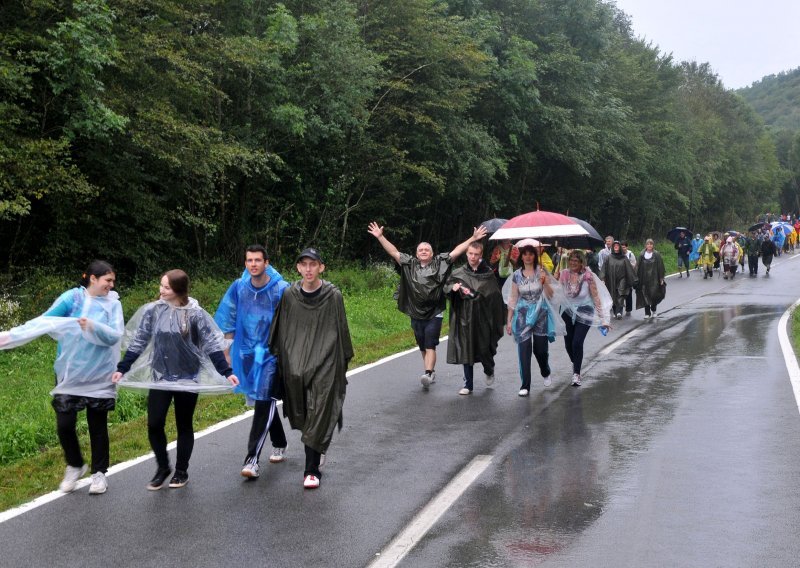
left=0, top=288, right=123, bottom=399
left=502, top=268, right=566, bottom=343
left=690, top=237, right=703, bottom=262
left=214, top=265, right=288, bottom=401
left=117, top=298, right=232, bottom=393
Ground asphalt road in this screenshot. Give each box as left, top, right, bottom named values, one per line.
left=2, top=255, right=800, bottom=568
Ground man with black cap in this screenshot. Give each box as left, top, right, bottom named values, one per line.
left=367, top=221, right=487, bottom=390
left=268, top=247, right=353, bottom=489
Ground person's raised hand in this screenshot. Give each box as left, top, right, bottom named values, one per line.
left=473, top=225, right=488, bottom=241
left=367, top=222, right=384, bottom=239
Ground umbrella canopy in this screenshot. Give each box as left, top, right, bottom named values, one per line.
left=514, top=238, right=542, bottom=249
left=666, top=227, right=692, bottom=243
left=490, top=211, right=588, bottom=241
left=771, top=221, right=795, bottom=235
left=480, top=217, right=509, bottom=234
left=555, top=216, right=605, bottom=249
left=748, top=222, right=770, bottom=232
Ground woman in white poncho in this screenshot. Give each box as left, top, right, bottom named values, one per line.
left=112, top=270, right=238, bottom=491
left=0, top=261, right=124, bottom=495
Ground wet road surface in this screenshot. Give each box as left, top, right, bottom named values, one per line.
left=2, top=257, right=800, bottom=567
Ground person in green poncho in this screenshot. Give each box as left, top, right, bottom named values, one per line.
left=368, top=221, right=487, bottom=390
left=268, top=248, right=353, bottom=490
left=444, top=241, right=505, bottom=395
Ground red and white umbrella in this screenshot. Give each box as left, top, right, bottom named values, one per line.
left=489, top=210, right=590, bottom=241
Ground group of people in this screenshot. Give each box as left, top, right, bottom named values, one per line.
left=0, top=246, right=352, bottom=494
left=368, top=222, right=613, bottom=397
left=674, top=227, right=787, bottom=280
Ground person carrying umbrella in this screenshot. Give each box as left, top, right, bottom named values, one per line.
left=674, top=231, right=692, bottom=277
left=367, top=221, right=487, bottom=389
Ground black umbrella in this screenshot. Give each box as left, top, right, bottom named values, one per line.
left=748, top=222, right=769, bottom=232
left=480, top=217, right=509, bottom=234
left=552, top=216, right=604, bottom=249
left=666, top=226, right=691, bottom=243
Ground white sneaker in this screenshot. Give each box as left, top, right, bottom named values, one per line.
left=269, top=447, right=286, bottom=463
left=303, top=474, right=320, bottom=489
left=518, top=389, right=529, bottom=397
left=543, top=377, right=552, bottom=387
left=572, top=373, right=582, bottom=387
left=484, top=373, right=495, bottom=387
left=59, top=464, right=88, bottom=493
left=88, top=472, right=107, bottom=495
left=241, top=462, right=260, bottom=478
left=420, top=372, right=435, bottom=389
left=458, top=388, right=472, bottom=395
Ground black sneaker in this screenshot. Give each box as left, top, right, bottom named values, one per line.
left=169, top=470, right=189, bottom=488
left=147, top=467, right=172, bottom=491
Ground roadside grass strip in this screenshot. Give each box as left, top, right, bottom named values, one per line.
left=778, top=296, right=800, bottom=416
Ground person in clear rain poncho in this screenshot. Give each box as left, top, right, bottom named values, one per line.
left=214, top=245, right=290, bottom=480
left=112, top=269, right=238, bottom=490
left=558, top=250, right=612, bottom=386
left=0, top=261, right=124, bottom=495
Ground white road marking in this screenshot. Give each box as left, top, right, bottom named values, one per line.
left=777, top=297, right=800, bottom=416
left=367, top=455, right=493, bottom=568
left=0, top=335, right=452, bottom=525
left=598, top=328, right=643, bottom=356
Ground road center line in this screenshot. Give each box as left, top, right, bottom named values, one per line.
left=777, top=296, right=800, bottom=416
left=367, top=454, right=493, bottom=568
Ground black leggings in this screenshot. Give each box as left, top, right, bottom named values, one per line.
left=56, top=407, right=109, bottom=474
left=147, top=390, right=198, bottom=472
left=562, top=314, right=590, bottom=374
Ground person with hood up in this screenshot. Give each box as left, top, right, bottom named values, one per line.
left=698, top=235, right=718, bottom=279
left=0, top=261, right=123, bottom=495
left=215, top=245, right=290, bottom=480
left=600, top=241, right=638, bottom=320
left=112, top=270, right=239, bottom=490
left=636, top=239, right=666, bottom=319
left=367, top=222, right=486, bottom=390
left=761, top=234, right=777, bottom=275
left=444, top=240, right=505, bottom=395
left=690, top=234, right=703, bottom=269
left=268, top=248, right=353, bottom=489
left=719, top=236, right=742, bottom=279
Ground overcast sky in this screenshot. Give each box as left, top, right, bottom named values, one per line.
left=610, top=0, right=800, bottom=89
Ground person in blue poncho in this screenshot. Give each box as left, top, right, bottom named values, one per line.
left=690, top=234, right=703, bottom=269
left=215, top=245, right=290, bottom=480
left=0, top=261, right=124, bottom=495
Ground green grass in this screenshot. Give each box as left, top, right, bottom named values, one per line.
left=793, top=306, right=800, bottom=359
left=0, top=264, right=438, bottom=511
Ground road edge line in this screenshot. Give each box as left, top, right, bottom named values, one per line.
left=777, top=296, right=800, bottom=416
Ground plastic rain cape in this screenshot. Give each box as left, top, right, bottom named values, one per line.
left=214, top=265, right=288, bottom=402
left=117, top=298, right=233, bottom=393
left=0, top=288, right=123, bottom=398
left=502, top=270, right=566, bottom=343
left=558, top=270, right=612, bottom=329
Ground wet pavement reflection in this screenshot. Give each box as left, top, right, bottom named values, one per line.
left=402, top=301, right=796, bottom=567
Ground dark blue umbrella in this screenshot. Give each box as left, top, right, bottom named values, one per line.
left=666, top=227, right=691, bottom=243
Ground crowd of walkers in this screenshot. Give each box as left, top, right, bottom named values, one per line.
left=0, top=217, right=793, bottom=496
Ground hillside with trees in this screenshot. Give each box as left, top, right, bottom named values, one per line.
left=738, top=67, right=800, bottom=131
left=0, top=0, right=788, bottom=275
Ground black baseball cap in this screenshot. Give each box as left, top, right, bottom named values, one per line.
left=296, top=247, right=323, bottom=263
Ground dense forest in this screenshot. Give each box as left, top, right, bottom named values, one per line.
left=0, top=0, right=793, bottom=275
left=738, top=68, right=800, bottom=216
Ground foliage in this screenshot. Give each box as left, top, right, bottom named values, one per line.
left=0, top=0, right=790, bottom=271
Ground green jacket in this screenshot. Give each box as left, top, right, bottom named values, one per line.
left=269, top=281, right=353, bottom=453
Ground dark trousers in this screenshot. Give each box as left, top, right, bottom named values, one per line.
left=147, top=390, right=198, bottom=472
left=56, top=407, right=109, bottom=474
left=562, top=315, right=590, bottom=374
left=462, top=356, right=495, bottom=391
left=643, top=304, right=658, bottom=316
left=517, top=335, right=550, bottom=390
left=748, top=255, right=759, bottom=274
left=245, top=399, right=287, bottom=464
left=624, top=290, right=633, bottom=313
left=305, top=445, right=323, bottom=478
